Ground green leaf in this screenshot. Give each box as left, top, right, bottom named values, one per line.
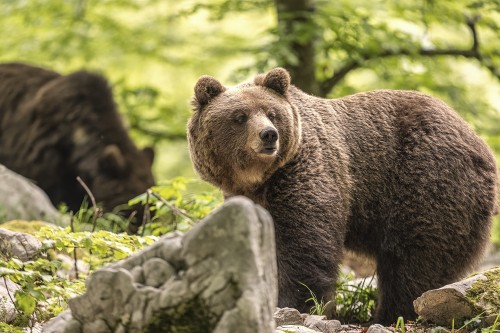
left=14, top=291, right=37, bottom=316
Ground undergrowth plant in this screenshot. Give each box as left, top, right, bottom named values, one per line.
left=335, top=272, right=378, bottom=323
left=129, top=177, right=222, bottom=235
left=0, top=177, right=219, bottom=332
left=300, top=282, right=327, bottom=316
left=301, top=271, right=378, bottom=322
left=0, top=226, right=157, bottom=331
left=59, top=177, right=222, bottom=235
left=395, top=316, right=406, bottom=333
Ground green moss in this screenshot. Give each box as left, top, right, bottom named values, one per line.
left=465, top=268, right=500, bottom=314
left=145, top=298, right=217, bottom=333
left=0, top=220, right=54, bottom=235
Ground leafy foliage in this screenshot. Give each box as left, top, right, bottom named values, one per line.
left=129, top=177, right=222, bottom=235
left=335, top=272, right=378, bottom=323
left=65, top=177, right=221, bottom=235
left=0, top=225, right=156, bottom=330
left=0, top=177, right=220, bottom=331
left=302, top=271, right=378, bottom=323
left=0, top=0, right=497, bottom=171
left=300, top=282, right=328, bottom=316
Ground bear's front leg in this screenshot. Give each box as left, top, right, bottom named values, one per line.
left=265, top=175, right=348, bottom=314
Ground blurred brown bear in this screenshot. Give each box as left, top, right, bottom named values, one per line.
left=0, top=63, right=155, bottom=222
left=188, top=68, right=498, bottom=324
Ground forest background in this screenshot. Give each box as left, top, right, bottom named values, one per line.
left=0, top=0, right=499, bottom=240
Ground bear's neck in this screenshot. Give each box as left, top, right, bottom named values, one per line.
left=222, top=186, right=268, bottom=208
left=220, top=168, right=275, bottom=207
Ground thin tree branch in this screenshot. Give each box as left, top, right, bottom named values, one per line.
left=2, top=276, right=20, bottom=316
left=140, top=190, right=151, bottom=236
left=69, top=216, right=79, bottom=280
left=148, top=190, right=198, bottom=225
left=76, top=176, right=102, bottom=232
left=465, top=15, right=480, bottom=54
left=319, top=18, right=497, bottom=96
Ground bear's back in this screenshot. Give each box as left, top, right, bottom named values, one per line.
left=0, top=63, right=60, bottom=127
left=318, top=90, right=498, bottom=256
left=328, top=89, right=495, bottom=181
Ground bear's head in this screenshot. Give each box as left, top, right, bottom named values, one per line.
left=39, top=71, right=158, bottom=219
left=188, top=67, right=302, bottom=194
left=91, top=143, right=155, bottom=211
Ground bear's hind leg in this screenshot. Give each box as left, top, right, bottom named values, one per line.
left=374, top=229, right=487, bottom=325
left=374, top=251, right=423, bottom=324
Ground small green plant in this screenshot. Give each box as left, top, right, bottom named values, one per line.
left=0, top=322, right=24, bottom=333
left=70, top=201, right=131, bottom=233
left=59, top=177, right=222, bottom=235
left=129, top=177, right=222, bottom=235
left=335, top=272, right=377, bottom=323
left=482, top=312, right=500, bottom=333
left=395, top=316, right=406, bottom=333
left=300, top=282, right=327, bottom=315
left=455, top=311, right=500, bottom=333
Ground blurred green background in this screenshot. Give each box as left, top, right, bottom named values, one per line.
left=0, top=0, right=499, bottom=239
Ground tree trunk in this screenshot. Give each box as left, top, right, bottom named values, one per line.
left=274, top=0, right=319, bottom=96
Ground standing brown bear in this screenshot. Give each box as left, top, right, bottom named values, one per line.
left=188, top=68, right=499, bottom=324
left=0, top=63, right=155, bottom=225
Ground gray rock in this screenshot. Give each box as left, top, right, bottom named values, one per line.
left=142, top=258, right=175, bottom=287
left=0, top=277, right=21, bottom=323
left=41, top=311, right=79, bottom=333
left=0, top=228, right=42, bottom=261
left=303, top=314, right=341, bottom=333
left=0, top=164, right=63, bottom=223
left=276, top=325, right=319, bottom=333
left=274, top=307, right=303, bottom=326
left=130, top=266, right=144, bottom=284
left=367, top=324, right=393, bottom=333
left=42, top=196, right=278, bottom=333
left=414, top=268, right=500, bottom=326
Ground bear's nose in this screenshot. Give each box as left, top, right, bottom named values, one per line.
left=260, top=127, right=278, bottom=144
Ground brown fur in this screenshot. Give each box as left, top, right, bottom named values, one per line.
left=0, top=63, right=155, bottom=216
left=188, top=68, right=499, bottom=324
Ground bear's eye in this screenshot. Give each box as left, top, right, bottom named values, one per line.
left=268, top=112, right=276, bottom=121
left=235, top=114, right=248, bottom=124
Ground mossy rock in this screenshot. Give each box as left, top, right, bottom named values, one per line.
left=0, top=220, right=55, bottom=235
left=465, top=267, right=500, bottom=323
left=414, top=267, right=500, bottom=327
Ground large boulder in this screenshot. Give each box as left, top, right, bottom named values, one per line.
left=414, top=267, right=500, bottom=326
left=0, top=164, right=62, bottom=224
left=42, top=196, right=278, bottom=333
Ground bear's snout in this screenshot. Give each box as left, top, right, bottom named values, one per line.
left=260, top=127, right=278, bottom=144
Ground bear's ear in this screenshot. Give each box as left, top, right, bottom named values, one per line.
left=99, top=144, right=127, bottom=175
left=142, top=146, right=155, bottom=165
left=194, top=76, right=225, bottom=106
left=263, top=67, right=290, bottom=95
